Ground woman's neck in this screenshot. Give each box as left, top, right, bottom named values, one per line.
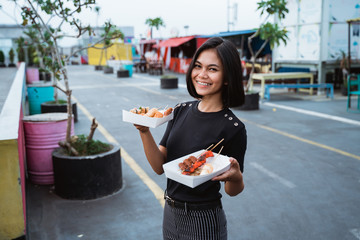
left=198, top=98, right=224, bottom=112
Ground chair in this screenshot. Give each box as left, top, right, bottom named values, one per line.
left=347, top=74, right=360, bottom=112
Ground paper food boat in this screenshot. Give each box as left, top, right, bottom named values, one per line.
left=122, top=109, right=173, bottom=128
left=163, top=149, right=231, bottom=188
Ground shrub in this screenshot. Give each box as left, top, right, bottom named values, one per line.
left=0, top=50, right=5, bottom=63
left=9, top=49, right=15, bottom=64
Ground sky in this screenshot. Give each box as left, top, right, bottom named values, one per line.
left=0, top=0, right=264, bottom=46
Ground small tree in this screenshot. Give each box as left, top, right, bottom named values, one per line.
left=246, top=0, right=289, bottom=91
left=9, top=48, right=15, bottom=65
left=18, top=0, right=123, bottom=155
left=24, top=26, right=47, bottom=69
left=0, top=50, right=5, bottom=66
left=15, top=37, right=26, bottom=63
left=145, top=17, right=165, bottom=39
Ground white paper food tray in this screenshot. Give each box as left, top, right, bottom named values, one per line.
left=163, top=149, right=231, bottom=188
left=122, top=109, right=173, bottom=128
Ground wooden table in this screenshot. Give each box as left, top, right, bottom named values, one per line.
left=249, top=72, right=314, bottom=99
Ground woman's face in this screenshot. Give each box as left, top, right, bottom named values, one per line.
left=191, top=48, right=224, bottom=99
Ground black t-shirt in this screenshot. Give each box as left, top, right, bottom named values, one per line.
left=160, top=100, right=247, bottom=202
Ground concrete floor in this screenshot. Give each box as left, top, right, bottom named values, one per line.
left=5, top=65, right=360, bottom=240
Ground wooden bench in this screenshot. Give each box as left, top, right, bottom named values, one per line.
left=249, top=72, right=314, bottom=98
left=264, top=83, right=334, bottom=100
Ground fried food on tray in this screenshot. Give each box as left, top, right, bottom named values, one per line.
left=130, top=106, right=149, bottom=114
left=164, top=107, right=173, bottom=116
left=129, top=107, right=173, bottom=118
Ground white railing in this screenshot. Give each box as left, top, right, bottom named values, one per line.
left=0, top=62, right=26, bottom=140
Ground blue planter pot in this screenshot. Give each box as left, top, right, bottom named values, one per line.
left=27, top=84, right=54, bottom=115
left=123, top=64, right=133, bottom=77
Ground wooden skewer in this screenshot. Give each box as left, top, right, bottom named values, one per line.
left=210, top=138, right=224, bottom=151
left=195, top=138, right=224, bottom=158
left=205, top=144, right=214, bottom=150
left=213, top=146, right=224, bottom=161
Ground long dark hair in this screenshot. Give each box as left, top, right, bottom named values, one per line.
left=186, top=37, right=245, bottom=108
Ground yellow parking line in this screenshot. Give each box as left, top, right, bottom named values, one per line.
left=73, top=96, right=165, bottom=208
left=241, top=118, right=360, bottom=161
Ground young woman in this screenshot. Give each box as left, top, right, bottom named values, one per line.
left=135, top=37, right=247, bottom=240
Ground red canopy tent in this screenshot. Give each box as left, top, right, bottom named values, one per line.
left=153, top=36, right=207, bottom=73
left=154, top=36, right=195, bottom=48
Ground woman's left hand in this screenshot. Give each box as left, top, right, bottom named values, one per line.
left=211, top=157, right=242, bottom=183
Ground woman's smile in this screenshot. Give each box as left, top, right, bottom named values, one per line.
left=196, top=81, right=212, bottom=87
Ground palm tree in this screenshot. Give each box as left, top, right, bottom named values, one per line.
left=145, top=17, right=165, bottom=39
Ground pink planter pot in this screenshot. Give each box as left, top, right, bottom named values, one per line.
left=26, top=68, right=40, bottom=84
left=23, top=113, right=74, bottom=185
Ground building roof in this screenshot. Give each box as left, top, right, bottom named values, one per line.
left=197, top=29, right=257, bottom=38
left=154, top=36, right=195, bottom=48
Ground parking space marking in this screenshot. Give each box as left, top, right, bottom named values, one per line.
left=250, top=162, right=296, bottom=188
left=73, top=95, right=165, bottom=208
left=241, top=118, right=360, bottom=161
left=263, top=102, right=360, bottom=126
left=350, top=228, right=360, bottom=240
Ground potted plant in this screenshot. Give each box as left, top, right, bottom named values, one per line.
left=52, top=120, right=122, bottom=200
left=8, top=48, right=16, bottom=67
left=241, top=0, right=289, bottom=110
left=20, top=0, right=123, bottom=198
left=24, top=26, right=52, bottom=81
left=103, top=65, right=114, bottom=74
left=21, top=27, right=54, bottom=114
left=160, top=74, right=178, bottom=89
left=0, top=50, right=6, bottom=67
left=15, top=36, right=26, bottom=66
left=95, top=64, right=103, bottom=71
left=41, top=99, right=78, bottom=122
left=22, top=31, right=41, bottom=84
left=117, top=65, right=130, bottom=77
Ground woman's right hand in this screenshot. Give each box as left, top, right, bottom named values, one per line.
left=134, top=124, right=149, bottom=133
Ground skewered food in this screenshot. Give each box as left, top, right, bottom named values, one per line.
left=177, top=139, right=224, bottom=176
left=179, top=150, right=214, bottom=176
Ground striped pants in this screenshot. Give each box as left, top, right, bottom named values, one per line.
left=163, top=202, right=227, bottom=240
